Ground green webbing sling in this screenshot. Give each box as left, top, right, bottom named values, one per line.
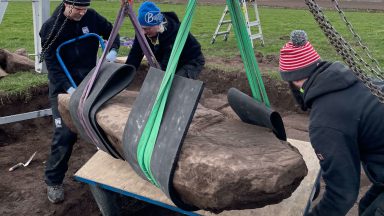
left=136, top=0, right=197, bottom=186
left=226, top=0, right=270, bottom=107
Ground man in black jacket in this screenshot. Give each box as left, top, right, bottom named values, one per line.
left=39, top=0, right=120, bottom=204
left=125, top=1, right=205, bottom=79
left=279, top=30, right=384, bottom=216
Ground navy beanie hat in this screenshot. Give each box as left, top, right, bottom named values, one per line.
left=138, top=1, right=163, bottom=27
left=64, top=0, right=91, bottom=7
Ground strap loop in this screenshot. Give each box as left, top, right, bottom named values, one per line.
left=136, top=0, right=198, bottom=185
left=226, top=0, right=270, bottom=107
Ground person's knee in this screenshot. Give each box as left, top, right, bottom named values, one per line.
left=187, top=69, right=200, bottom=80
left=176, top=65, right=201, bottom=80
left=177, top=55, right=205, bottom=80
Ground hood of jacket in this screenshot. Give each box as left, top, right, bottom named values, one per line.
left=159, top=12, right=180, bottom=40
left=303, top=61, right=359, bottom=108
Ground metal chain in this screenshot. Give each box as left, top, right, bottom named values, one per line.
left=39, top=2, right=75, bottom=63
left=315, top=6, right=383, bottom=82
left=304, top=0, right=384, bottom=103
left=332, top=0, right=383, bottom=78
left=304, top=1, right=367, bottom=76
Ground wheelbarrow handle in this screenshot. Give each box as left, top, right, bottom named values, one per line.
left=56, top=33, right=106, bottom=89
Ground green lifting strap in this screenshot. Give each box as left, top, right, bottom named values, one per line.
left=136, top=0, right=197, bottom=186
left=226, top=0, right=270, bottom=107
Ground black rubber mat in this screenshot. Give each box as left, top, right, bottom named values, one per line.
left=69, top=62, right=136, bottom=159
left=123, top=67, right=203, bottom=211
left=227, top=87, right=287, bottom=141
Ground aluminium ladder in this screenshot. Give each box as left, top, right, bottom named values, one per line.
left=211, top=0, right=264, bottom=47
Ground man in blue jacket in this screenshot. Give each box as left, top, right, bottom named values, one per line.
left=279, top=30, right=384, bottom=216
left=125, top=1, right=205, bottom=79
left=40, top=0, right=119, bottom=204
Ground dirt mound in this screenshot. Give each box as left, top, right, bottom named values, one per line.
left=0, top=85, right=49, bottom=115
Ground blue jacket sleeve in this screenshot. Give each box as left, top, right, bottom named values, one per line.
left=308, top=126, right=361, bottom=216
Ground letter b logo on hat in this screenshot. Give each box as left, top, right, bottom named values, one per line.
left=138, top=1, right=163, bottom=26
left=145, top=11, right=163, bottom=25
left=145, top=12, right=155, bottom=24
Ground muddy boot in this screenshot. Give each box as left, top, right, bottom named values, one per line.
left=47, top=184, right=64, bottom=204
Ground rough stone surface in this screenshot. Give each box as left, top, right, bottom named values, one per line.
left=14, top=48, right=29, bottom=57
left=58, top=90, right=308, bottom=212
left=175, top=119, right=307, bottom=212
left=0, top=49, right=35, bottom=77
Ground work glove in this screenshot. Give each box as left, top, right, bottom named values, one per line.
left=106, top=49, right=118, bottom=62
left=66, top=87, right=76, bottom=95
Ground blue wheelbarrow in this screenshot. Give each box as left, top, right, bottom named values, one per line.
left=56, top=33, right=106, bottom=88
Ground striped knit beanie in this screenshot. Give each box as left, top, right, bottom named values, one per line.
left=279, top=30, right=321, bottom=81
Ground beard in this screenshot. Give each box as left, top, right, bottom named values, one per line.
left=288, top=82, right=308, bottom=111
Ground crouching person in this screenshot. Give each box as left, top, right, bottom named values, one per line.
left=125, top=1, right=205, bottom=80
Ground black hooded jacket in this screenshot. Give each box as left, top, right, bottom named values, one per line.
left=40, top=5, right=120, bottom=97
left=304, top=61, right=384, bottom=216
left=125, top=12, right=203, bottom=71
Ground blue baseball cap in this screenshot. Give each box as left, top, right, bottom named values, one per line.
left=138, top=1, right=164, bottom=27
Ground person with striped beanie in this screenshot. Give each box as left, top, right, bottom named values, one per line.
left=279, top=30, right=384, bottom=216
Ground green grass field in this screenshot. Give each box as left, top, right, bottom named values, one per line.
left=0, top=1, right=383, bottom=95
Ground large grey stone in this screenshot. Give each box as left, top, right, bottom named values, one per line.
left=58, top=90, right=307, bottom=212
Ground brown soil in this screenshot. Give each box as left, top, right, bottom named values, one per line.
left=0, top=1, right=377, bottom=215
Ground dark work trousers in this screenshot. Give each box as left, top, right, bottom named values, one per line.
left=175, top=54, right=205, bottom=80
left=359, top=184, right=384, bottom=216
left=45, top=95, right=77, bottom=186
